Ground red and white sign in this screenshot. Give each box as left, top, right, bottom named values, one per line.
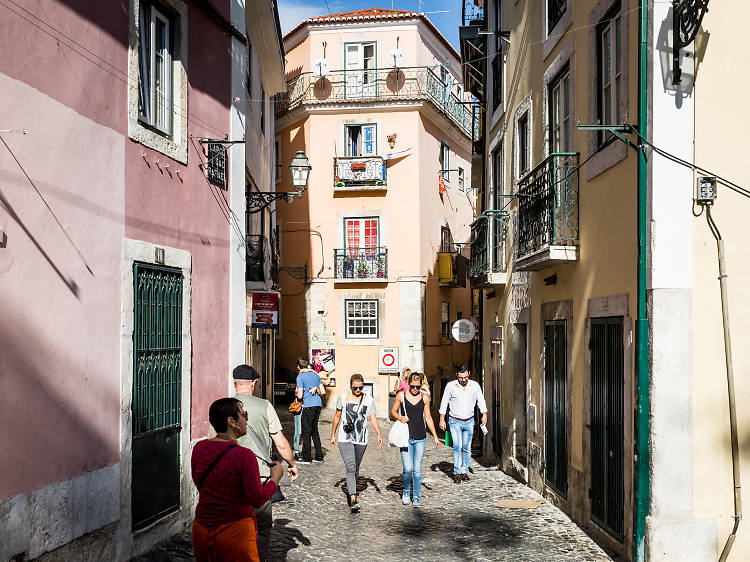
left=250, top=291, right=280, bottom=330
left=438, top=173, right=446, bottom=193
left=378, top=347, right=399, bottom=373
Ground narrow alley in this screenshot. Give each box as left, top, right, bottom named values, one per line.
left=138, top=407, right=612, bottom=562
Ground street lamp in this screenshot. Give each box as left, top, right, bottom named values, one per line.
left=289, top=150, right=311, bottom=190
left=247, top=150, right=312, bottom=213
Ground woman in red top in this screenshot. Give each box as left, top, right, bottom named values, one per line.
left=191, top=397, right=283, bottom=562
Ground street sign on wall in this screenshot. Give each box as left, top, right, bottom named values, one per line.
left=378, top=347, right=399, bottom=373
left=452, top=319, right=476, bottom=342
left=250, top=291, right=280, bottom=330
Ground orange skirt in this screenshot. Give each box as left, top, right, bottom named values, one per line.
left=192, top=517, right=259, bottom=562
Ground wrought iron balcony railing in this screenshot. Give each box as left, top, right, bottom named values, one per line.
left=334, top=156, right=386, bottom=188
left=517, top=152, right=579, bottom=261
left=246, top=234, right=265, bottom=282
left=276, top=66, right=474, bottom=138
left=470, top=215, right=507, bottom=282
left=334, top=247, right=388, bottom=279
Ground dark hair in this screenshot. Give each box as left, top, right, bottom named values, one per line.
left=457, top=364, right=470, bottom=375
left=350, top=373, right=364, bottom=385
left=297, top=358, right=310, bottom=369
left=409, top=372, right=424, bottom=384
left=209, top=398, right=242, bottom=433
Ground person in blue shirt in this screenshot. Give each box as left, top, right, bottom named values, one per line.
left=295, top=358, right=326, bottom=463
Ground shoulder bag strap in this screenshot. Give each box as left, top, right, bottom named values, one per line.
left=197, top=443, right=239, bottom=491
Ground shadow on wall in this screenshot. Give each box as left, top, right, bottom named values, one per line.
left=0, top=305, right=117, bottom=500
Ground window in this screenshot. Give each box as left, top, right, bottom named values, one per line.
left=549, top=69, right=571, bottom=153
left=598, top=10, right=622, bottom=140
left=548, top=0, right=567, bottom=35
left=206, top=143, right=227, bottom=186
left=345, top=300, right=378, bottom=338
left=345, top=42, right=376, bottom=97
left=441, top=226, right=453, bottom=253
left=518, top=112, right=529, bottom=175
left=492, top=146, right=503, bottom=209
left=274, top=137, right=281, bottom=184
left=458, top=167, right=465, bottom=192
left=441, top=302, right=450, bottom=340
left=440, top=142, right=450, bottom=181
left=492, top=0, right=504, bottom=112
left=247, top=41, right=253, bottom=98
left=345, top=124, right=377, bottom=157
left=345, top=217, right=379, bottom=252
left=138, top=2, right=174, bottom=135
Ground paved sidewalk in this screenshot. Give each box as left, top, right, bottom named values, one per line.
left=136, top=406, right=612, bottom=562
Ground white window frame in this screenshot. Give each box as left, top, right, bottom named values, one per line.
left=599, top=13, right=622, bottom=130
left=344, top=217, right=380, bottom=252
left=345, top=299, right=379, bottom=339
left=440, top=142, right=451, bottom=182
left=550, top=69, right=571, bottom=153
left=345, top=123, right=377, bottom=157
left=128, top=0, right=188, bottom=163
left=148, top=6, right=172, bottom=135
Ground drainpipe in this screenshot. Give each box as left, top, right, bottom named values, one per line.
left=633, top=0, right=650, bottom=560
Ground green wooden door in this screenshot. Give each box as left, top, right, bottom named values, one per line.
left=590, top=316, right=624, bottom=539
left=132, top=263, right=183, bottom=530
left=544, top=320, right=567, bottom=496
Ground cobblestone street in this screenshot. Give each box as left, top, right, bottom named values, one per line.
left=137, top=406, right=611, bottom=562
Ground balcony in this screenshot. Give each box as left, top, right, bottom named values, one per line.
left=438, top=251, right=468, bottom=287
left=515, top=153, right=579, bottom=271
left=470, top=215, right=508, bottom=287
left=334, top=156, right=386, bottom=191
left=276, top=66, right=474, bottom=138
left=334, top=247, right=388, bottom=281
left=459, top=0, right=487, bottom=102
left=246, top=234, right=265, bottom=282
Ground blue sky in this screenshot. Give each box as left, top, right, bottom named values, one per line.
left=277, top=0, right=462, bottom=50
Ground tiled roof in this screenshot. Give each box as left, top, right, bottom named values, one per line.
left=284, top=7, right=459, bottom=60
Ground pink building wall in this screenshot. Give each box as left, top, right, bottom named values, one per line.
left=0, top=0, right=233, bottom=503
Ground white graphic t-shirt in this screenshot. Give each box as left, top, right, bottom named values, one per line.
left=336, top=394, right=375, bottom=445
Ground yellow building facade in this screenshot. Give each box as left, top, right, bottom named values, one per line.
left=465, top=0, right=749, bottom=560
left=274, top=9, right=475, bottom=418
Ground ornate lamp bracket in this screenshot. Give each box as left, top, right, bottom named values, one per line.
left=247, top=190, right=302, bottom=213
left=673, top=0, right=710, bottom=85
left=280, top=264, right=308, bottom=280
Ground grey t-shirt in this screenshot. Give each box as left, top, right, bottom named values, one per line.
left=336, top=394, right=375, bottom=445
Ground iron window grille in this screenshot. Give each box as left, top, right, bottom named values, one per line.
left=345, top=299, right=378, bottom=338
left=206, top=143, right=227, bottom=186
left=548, top=0, right=567, bottom=35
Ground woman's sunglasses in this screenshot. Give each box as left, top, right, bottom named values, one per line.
left=409, top=385, right=421, bottom=390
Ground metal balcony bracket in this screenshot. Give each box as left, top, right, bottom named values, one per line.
left=672, top=0, right=710, bottom=85
left=577, top=123, right=642, bottom=153
left=280, top=265, right=308, bottom=280
left=247, top=190, right=303, bottom=213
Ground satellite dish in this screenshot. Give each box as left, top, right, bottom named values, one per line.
left=388, top=48, right=406, bottom=68
left=312, top=58, right=330, bottom=77
left=452, top=319, right=476, bottom=343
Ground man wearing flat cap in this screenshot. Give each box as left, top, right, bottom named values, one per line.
left=233, top=364, right=298, bottom=561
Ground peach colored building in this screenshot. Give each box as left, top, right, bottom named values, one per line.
left=274, top=8, right=476, bottom=416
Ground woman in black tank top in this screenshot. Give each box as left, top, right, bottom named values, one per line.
left=389, top=372, right=440, bottom=508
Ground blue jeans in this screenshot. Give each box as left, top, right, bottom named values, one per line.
left=449, top=418, right=474, bottom=474
left=293, top=412, right=302, bottom=451
left=400, top=438, right=426, bottom=499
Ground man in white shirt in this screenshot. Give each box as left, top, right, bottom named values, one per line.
left=438, top=364, right=488, bottom=483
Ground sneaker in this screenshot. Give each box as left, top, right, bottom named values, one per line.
left=313, top=457, right=324, bottom=463
left=401, top=493, right=410, bottom=506
left=296, top=457, right=312, bottom=465
left=462, top=473, right=470, bottom=481
left=350, top=499, right=360, bottom=513
left=412, top=497, right=420, bottom=508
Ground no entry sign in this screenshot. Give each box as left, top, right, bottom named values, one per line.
left=378, top=347, right=399, bottom=373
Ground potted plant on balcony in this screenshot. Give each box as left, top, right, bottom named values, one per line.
left=387, top=133, right=397, bottom=149
left=375, top=257, right=385, bottom=278
left=356, top=260, right=369, bottom=278
left=334, top=175, right=345, bottom=188
left=342, top=255, right=354, bottom=278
